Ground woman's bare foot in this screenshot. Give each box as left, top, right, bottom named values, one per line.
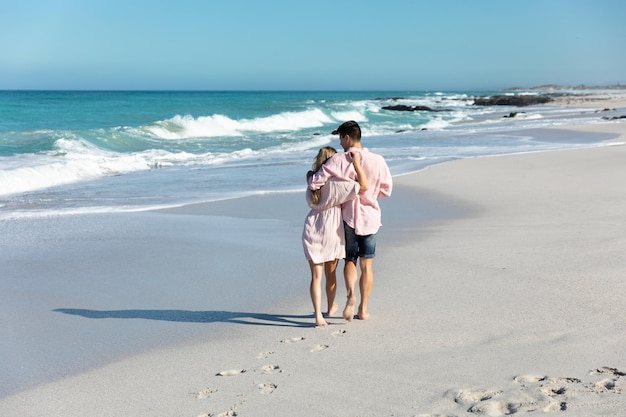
left=326, top=303, right=339, bottom=317
left=315, top=314, right=329, bottom=327
left=343, top=297, right=356, bottom=322
left=358, top=306, right=370, bottom=320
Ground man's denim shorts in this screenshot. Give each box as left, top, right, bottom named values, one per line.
left=344, top=222, right=377, bottom=261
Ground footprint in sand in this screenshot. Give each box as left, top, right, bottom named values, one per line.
left=194, top=387, right=218, bottom=399
left=216, top=369, right=246, bottom=377
left=541, top=383, right=568, bottom=397
left=590, top=378, right=621, bottom=393
left=281, top=336, right=305, bottom=344
left=310, top=344, right=329, bottom=353
left=590, top=366, right=626, bottom=377
left=451, top=388, right=503, bottom=404
left=260, top=364, right=280, bottom=373
left=257, top=351, right=275, bottom=359
left=414, top=415, right=457, bottom=417
left=586, top=367, right=625, bottom=394
left=258, top=382, right=277, bottom=394
left=332, top=329, right=347, bottom=337
left=214, top=409, right=237, bottom=417
left=465, top=391, right=564, bottom=415
left=540, top=377, right=581, bottom=399
left=436, top=367, right=625, bottom=416
left=514, top=374, right=547, bottom=384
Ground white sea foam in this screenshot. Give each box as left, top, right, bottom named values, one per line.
left=514, top=112, right=543, bottom=120
left=143, top=108, right=334, bottom=139
left=144, top=114, right=241, bottom=139
left=0, top=139, right=154, bottom=197
left=329, top=110, right=367, bottom=122
left=0, top=128, right=336, bottom=197
left=1, top=90, right=618, bottom=217
left=422, top=117, right=452, bottom=130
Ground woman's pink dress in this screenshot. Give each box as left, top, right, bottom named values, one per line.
left=302, top=178, right=360, bottom=264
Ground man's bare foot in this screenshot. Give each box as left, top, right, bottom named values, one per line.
left=358, top=306, right=370, bottom=320
left=343, top=297, right=356, bottom=322
left=326, top=303, right=339, bottom=317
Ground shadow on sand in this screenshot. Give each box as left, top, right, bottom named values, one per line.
left=54, top=308, right=312, bottom=328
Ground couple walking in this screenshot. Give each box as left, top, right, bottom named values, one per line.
left=302, top=121, right=393, bottom=327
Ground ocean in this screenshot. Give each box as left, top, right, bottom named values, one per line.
left=0, top=90, right=618, bottom=220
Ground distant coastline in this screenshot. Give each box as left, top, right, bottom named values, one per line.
left=504, top=83, right=626, bottom=91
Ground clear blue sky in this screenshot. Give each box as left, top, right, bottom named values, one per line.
left=1, top=0, right=625, bottom=90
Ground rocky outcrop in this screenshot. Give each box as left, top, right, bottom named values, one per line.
left=382, top=104, right=447, bottom=112
left=473, top=95, right=552, bottom=106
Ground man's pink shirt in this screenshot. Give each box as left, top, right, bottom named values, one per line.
left=309, top=147, right=393, bottom=235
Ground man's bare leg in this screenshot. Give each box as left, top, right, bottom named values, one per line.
left=324, top=260, right=339, bottom=316
left=308, top=260, right=328, bottom=327
left=343, top=259, right=358, bottom=321
left=358, top=257, right=374, bottom=320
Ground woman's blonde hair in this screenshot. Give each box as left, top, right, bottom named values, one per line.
left=307, top=146, right=337, bottom=205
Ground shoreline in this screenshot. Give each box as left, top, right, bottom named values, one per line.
left=1, top=98, right=625, bottom=415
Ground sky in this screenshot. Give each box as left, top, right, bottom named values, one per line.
left=1, top=0, right=625, bottom=91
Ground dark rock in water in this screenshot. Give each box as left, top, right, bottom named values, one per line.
left=503, top=112, right=526, bottom=118
left=602, top=115, right=626, bottom=120
left=383, top=104, right=442, bottom=112
left=473, top=95, right=552, bottom=106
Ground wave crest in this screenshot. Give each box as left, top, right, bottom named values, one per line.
left=144, top=108, right=335, bottom=140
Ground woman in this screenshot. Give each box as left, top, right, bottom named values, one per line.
left=302, top=146, right=368, bottom=326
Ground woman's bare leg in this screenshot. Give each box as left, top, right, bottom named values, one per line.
left=308, top=260, right=328, bottom=326
left=324, top=260, right=339, bottom=316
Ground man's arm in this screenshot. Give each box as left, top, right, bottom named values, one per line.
left=378, top=162, right=393, bottom=198
left=308, top=154, right=354, bottom=190
left=308, top=163, right=333, bottom=190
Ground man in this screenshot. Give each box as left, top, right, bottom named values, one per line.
left=309, top=121, right=393, bottom=321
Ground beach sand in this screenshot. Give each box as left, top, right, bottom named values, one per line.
left=552, top=92, right=626, bottom=109
left=1, top=107, right=625, bottom=415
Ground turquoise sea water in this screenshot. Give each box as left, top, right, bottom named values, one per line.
left=0, top=90, right=619, bottom=219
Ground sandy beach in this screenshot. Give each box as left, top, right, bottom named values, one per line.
left=1, top=101, right=626, bottom=415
